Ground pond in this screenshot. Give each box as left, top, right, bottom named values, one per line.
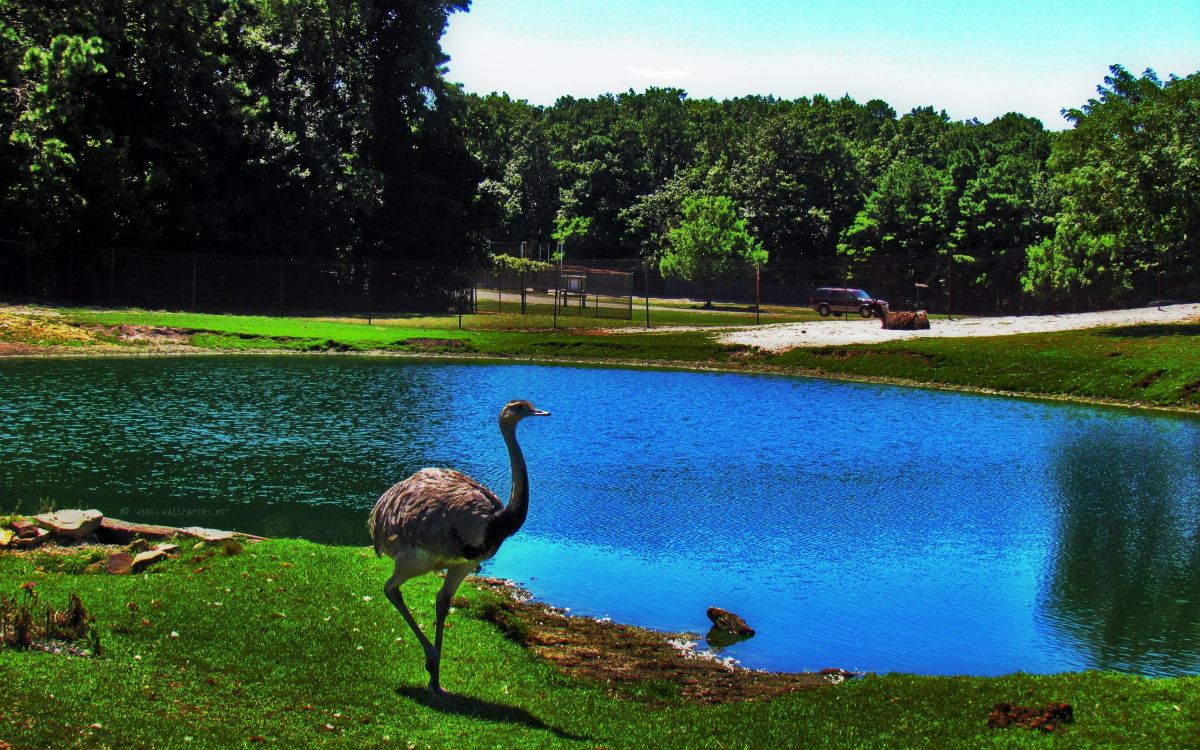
left=2, top=356, right=1198, bottom=677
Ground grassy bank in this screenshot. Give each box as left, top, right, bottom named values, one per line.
left=3, top=303, right=1200, bottom=409
left=3, top=538, right=1198, bottom=749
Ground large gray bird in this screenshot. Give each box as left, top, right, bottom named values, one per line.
left=368, top=399, right=550, bottom=694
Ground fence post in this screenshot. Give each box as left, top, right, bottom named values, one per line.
left=644, top=266, right=650, bottom=328
left=366, top=258, right=373, bottom=324
left=553, top=260, right=560, bottom=329
left=627, top=269, right=633, bottom=321
left=755, top=266, right=761, bottom=325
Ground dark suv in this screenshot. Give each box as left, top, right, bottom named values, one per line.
left=809, top=287, right=888, bottom=318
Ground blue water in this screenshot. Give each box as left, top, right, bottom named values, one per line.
left=2, top=356, right=1198, bottom=676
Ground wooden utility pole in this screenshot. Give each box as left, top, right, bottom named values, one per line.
left=755, top=266, right=761, bottom=325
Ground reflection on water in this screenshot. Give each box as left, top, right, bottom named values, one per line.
left=1, top=356, right=1199, bottom=676
left=1045, top=424, right=1200, bottom=674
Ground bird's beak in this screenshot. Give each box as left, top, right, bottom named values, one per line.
left=533, top=409, right=550, bottom=417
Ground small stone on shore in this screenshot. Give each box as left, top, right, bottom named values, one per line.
left=131, top=549, right=168, bottom=573
left=106, top=553, right=134, bottom=575
left=706, top=607, right=755, bottom=637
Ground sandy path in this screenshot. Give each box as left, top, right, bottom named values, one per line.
left=719, top=303, right=1200, bottom=352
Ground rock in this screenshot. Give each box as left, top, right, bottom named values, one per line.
left=130, top=549, right=168, bottom=573
left=10, top=519, right=40, bottom=538
left=706, top=607, right=755, bottom=637
left=96, top=518, right=179, bottom=544
left=11, top=527, right=50, bottom=549
left=179, top=527, right=236, bottom=542
left=0, top=528, right=12, bottom=548
left=152, top=543, right=181, bottom=556
left=36, top=509, right=104, bottom=541
left=106, top=552, right=134, bottom=575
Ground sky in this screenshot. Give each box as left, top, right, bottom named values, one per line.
left=441, top=0, right=1199, bottom=129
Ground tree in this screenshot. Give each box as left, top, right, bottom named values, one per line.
left=660, top=195, right=766, bottom=306
left=729, top=104, right=862, bottom=264
left=1023, top=66, right=1200, bottom=306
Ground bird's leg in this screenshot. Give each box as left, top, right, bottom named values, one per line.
left=429, top=564, right=473, bottom=694
left=383, top=561, right=439, bottom=688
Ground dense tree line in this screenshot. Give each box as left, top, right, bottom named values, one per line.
left=1, top=0, right=482, bottom=268
left=1, top=0, right=1195, bottom=310
left=465, top=68, right=1198, bottom=310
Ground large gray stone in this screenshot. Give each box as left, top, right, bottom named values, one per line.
left=35, top=509, right=104, bottom=541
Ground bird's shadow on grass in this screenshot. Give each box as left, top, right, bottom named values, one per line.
left=396, top=686, right=590, bottom=742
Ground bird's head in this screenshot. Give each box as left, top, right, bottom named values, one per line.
left=499, top=399, right=550, bottom=428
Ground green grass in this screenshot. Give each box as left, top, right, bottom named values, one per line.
left=7, top=303, right=1200, bottom=408
left=2, top=541, right=1198, bottom=749
left=774, top=324, right=1200, bottom=407
left=66, top=303, right=813, bottom=333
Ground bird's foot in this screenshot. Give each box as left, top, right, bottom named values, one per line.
left=427, top=681, right=447, bottom=697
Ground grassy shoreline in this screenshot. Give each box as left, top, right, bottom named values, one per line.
left=3, top=302, right=1200, bottom=413
left=2, top=536, right=1198, bottom=749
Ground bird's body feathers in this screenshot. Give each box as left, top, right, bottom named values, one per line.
left=369, top=467, right=503, bottom=563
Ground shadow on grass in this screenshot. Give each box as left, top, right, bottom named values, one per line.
left=396, top=686, right=590, bottom=742
left=1101, top=323, right=1200, bottom=338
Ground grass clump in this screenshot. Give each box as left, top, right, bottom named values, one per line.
left=0, top=581, right=97, bottom=653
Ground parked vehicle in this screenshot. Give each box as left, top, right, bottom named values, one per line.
left=809, top=287, right=888, bottom=318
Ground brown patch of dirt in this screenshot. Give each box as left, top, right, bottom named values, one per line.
left=1181, top=381, right=1200, bottom=401
left=1134, top=369, right=1166, bottom=388
left=987, top=702, right=1073, bottom=732
left=0, top=342, right=39, bottom=355
left=110, top=325, right=197, bottom=345
left=467, top=577, right=832, bottom=704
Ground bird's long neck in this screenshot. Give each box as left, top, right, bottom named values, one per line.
left=487, top=421, right=530, bottom=544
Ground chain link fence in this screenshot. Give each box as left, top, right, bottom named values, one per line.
left=2, top=241, right=1190, bottom=319
left=473, top=263, right=634, bottom=320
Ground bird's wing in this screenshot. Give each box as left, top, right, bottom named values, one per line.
left=369, top=467, right=503, bottom=559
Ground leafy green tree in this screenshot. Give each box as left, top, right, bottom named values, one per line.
left=1024, top=66, right=1200, bottom=305
left=730, top=103, right=862, bottom=264
left=660, top=195, right=766, bottom=306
